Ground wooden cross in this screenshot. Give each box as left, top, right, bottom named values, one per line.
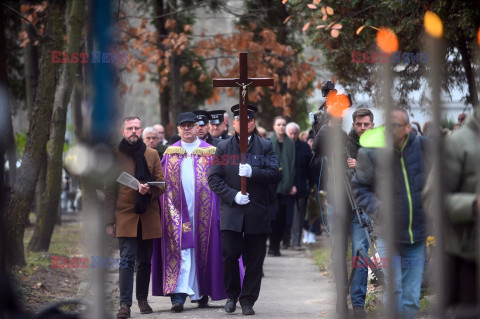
left=212, top=52, right=274, bottom=195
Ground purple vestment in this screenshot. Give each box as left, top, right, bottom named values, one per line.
left=151, top=140, right=228, bottom=300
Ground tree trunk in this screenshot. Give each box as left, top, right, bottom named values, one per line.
left=0, top=1, right=12, bottom=275
left=153, top=0, right=171, bottom=128
left=24, top=20, right=42, bottom=227
left=23, top=23, right=39, bottom=121
left=457, top=33, right=479, bottom=107
left=29, top=0, right=85, bottom=252
left=5, top=0, right=66, bottom=266
left=31, top=151, right=47, bottom=227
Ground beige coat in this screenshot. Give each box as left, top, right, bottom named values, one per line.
left=105, top=147, right=165, bottom=240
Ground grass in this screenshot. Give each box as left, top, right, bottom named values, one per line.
left=312, top=246, right=332, bottom=273
left=13, top=217, right=85, bottom=313
left=20, top=221, right=83, bottom=275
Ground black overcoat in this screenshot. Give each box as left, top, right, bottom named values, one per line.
left=208, top=133, right=281, bottom=234
left=204, top=133, right=220, bottom=147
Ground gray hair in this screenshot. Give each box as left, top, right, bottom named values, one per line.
left=286, top=122, right=300, bottom=133
left=142, top=126, right=159, bottom=138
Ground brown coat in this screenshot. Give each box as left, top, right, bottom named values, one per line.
left=105, top=147, right=165, bottom=240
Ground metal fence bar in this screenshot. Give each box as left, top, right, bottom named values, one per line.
left=329, top=121, right=349, bottom=318
left=426, top=34, right=446, bottom=319
left=83, top=0, right=116, bottom=318
left=378, top=60, right=398, bottom=319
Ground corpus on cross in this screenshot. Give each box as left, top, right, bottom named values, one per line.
left=212, top=52, right=274, bottom=194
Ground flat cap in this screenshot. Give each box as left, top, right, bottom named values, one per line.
left=176, top=112, right=197, bottom=125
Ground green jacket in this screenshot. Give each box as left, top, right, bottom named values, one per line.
left=270, top=133, right=295, bottom=195
left=423, top=113, right=479, bottom=261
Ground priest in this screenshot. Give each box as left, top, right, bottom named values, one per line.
left=151, top=112, right=226, bottom=312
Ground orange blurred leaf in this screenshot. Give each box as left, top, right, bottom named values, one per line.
left=316, top=25, right=325, bottom=29
left=313, top=0, right=321, bottom=4
left=307, top=4, right=317, bottom=9
left=356, top=25, right=365, bottom=35
left=424, top=11, right=443, bottom=38
left=332, top=24, right=342, bottom=30
left=283, top=16, right=292, bottom=24
left=376, top=27, right=399, bottom=53
left=326, top=91, right=350, bottom=117
left=302, top=22, right=311, bottom=32
left=144, top=89, right=151, bottom=95
left=308, top=56, right=315, bottom=62
left=325, top=22, right=335, bottom=30
left=326, top=6, right=334, bottom=15
left=331, top=29, right=340, bottom=38
left=180, top=65, right=189, bottom=75
left=282, top=0, right=288, bottom=4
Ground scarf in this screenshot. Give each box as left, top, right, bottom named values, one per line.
left=118, top=138, right=152, bottom=214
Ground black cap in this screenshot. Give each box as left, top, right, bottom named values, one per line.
left=208, top=110, right=226, bottom=125
left=230, top=104, right=258, bottom=119
left=193, top=110, right=209, bottom=126
left=176, top=112, right=197, bottom=125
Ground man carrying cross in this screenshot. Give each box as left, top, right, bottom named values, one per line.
left=208, top=104, right=280, bottom=315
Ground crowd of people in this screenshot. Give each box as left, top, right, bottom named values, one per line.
left=104, top=103, right=478, bottom=319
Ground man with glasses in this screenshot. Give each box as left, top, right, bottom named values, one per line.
left=194, top=110, right=218, bottom=146
left=151, top=112, right=226, bottom=312
left=352, top=108, right=427, bottom=319
left=208, top=104, right=281, bottom=315
left=105, top=116, right=165, bottom=319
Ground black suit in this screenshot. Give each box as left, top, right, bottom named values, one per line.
left=203, top=133, right=220, bottom=147
left=208, top=133, right=280, bottom=307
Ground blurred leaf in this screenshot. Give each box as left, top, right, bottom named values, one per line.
left=283, top=15, right=292, bottom=24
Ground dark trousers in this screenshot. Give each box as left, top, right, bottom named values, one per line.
left=445, top=253, right=477, bottom=317
left=270, top=194, right=288, bottom=252
left=221, top=230, right=267, bottom=307
left=291, top=194, right=308, bottom=247
left=118, top=223, right=153, bottom=306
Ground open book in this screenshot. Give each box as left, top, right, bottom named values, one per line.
left=117, top=172, right=165, bottom=190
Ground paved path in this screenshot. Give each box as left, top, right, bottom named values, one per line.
left=107, top=246, right=336, bottom=319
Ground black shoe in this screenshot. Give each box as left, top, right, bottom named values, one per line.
left=353, top=306, right=366, bottom=318
left=198, top=295, right=209, bottom=308
left=225, top=299, right=237, bottom=313
left=267, top=249, right=274, bottom=255
left=272, top=250, right=281, bottom=257
left=171, top=303, right=184, bottom=313
left=241, top=304, right=255, bottom=315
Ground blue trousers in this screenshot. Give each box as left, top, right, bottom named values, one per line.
left=376, top=238, right=426, bottom=319
left=327, top=204, right=370, bottom=308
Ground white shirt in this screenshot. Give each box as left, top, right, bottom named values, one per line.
left=174, top=138, right=202, bottom=299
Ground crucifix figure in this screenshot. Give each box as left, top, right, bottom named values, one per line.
left=213, top=52, right=274, bottom=194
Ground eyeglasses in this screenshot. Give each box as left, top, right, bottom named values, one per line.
left=179, top=122, right=196, bottom=129
left=125, top=126, right=142, bottom=132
